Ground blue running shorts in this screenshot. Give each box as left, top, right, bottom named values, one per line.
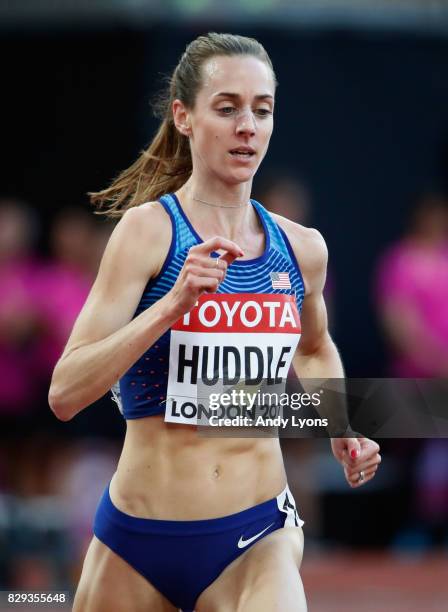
left=93, top=482, right=304, bottom=611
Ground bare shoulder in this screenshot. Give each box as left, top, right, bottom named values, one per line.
left=114, top=201, right=171, bottom=244
left=270, top=212, right=328, bottom=293
left=105, top=201, right=172, bottom=278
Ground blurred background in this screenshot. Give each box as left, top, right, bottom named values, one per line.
left=1, top=1, right=448, bottom=610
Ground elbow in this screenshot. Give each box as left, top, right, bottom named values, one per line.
left=298, top=332, right=335, bottom=358
left=48, top=385, right=76, bottom=421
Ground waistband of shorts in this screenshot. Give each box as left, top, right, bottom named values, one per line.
left=98, top=482, right=290, bottom=536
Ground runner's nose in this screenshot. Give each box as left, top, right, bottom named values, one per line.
left=235, top=108, right=256, bottom=135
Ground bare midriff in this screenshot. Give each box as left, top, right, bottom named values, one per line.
left=109, top=415, right=287, bottom=520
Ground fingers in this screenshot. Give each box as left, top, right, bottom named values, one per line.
left=200, top=276, right=223, bottom=294
left=344, top=454, right=381, bottom=485
left=351, top=449, right=380, bottom=470
left=184, top=255, right=227, bottom=281
left=193, top=256, right=228, bottom=271
left=360, top=438, right=380, bottom=455
left=344, top=438, right=380, bottom=466
left=182, top=263, right=224, bottom=292
left=337, top=437, right=381, bottom=489
left=186, top=265, right=225, bottom=281
left=344, top=464, right=379, bottom=488
left=181, top=270, right=221, bottom=294
left=193, top=236, right=244, bottom=259
left=172, top=237, right=243, bottom=315
left=186, top=243, right=239, bottom=285
left=345, top=453, right=382, bottom=474
left=189, top=237, right=244, bottom=268
left=219, top=251, right=241, bottom=267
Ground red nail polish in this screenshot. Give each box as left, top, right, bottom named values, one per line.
left=350, top=449, right=357, bottom=459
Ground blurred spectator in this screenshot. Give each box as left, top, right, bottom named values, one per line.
left=0, top=199, right=46, bottom=416
left=255, top=173, right=312, bottom=225
left=36, top=208, right=93, bottom=370
left=374, top=192, right=448, bottom=377
left=49, top=207, right=96, bottom=279
left=89, top=215, right=115, bottom=276
left=48, top=438, right=119, bottom=578
left=48, top=207, right=114, bottom=279
left=374, top=192, right=448, bottom=550
left=0, top=201, right=113, bottom=417
left=414, top=439, right=448, bottom=547
left=35, top=207, right=113, bottom=374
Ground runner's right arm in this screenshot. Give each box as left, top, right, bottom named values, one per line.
left=48, top=204, right=242, bottom=421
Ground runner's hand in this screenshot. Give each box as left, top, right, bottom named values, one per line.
left=331, top=436, right=381, bottom=488
left=167, top=236, right=243, bottom=318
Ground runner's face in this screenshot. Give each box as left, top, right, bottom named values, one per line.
left=187, top=55, right=275, bottom=185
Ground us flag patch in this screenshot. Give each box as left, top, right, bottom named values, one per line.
left=270, top=272, right=291, bottom=289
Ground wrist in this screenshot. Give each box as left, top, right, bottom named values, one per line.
left=330, top=425, right=359, bottom=439
left=159, top=292, right=184, bottom=326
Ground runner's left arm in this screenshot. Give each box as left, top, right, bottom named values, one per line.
left=284, top=223, right=381, bottom=487
left=289, top=227, right=350, bottom=434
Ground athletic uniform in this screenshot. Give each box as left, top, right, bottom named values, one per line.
left=94, top=193, right=305, bottom=611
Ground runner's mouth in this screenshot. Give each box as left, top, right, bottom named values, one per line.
left=229, top=148, right=256, bottom=158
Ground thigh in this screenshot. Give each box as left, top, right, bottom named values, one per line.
left=73, top=536, right=177, bottom=612
left=196, top=526, right=307, bottom=612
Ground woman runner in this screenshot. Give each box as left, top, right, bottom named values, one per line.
left=49, top=32, right=381, bottom=612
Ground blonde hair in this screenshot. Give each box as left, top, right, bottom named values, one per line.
left=90, top=32, right=276, bottom=218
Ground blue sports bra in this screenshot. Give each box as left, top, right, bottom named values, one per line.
left=111, top=193, right=305, bottom=424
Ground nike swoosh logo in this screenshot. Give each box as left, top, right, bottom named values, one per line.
left=237, top=523, right=275, bottom=549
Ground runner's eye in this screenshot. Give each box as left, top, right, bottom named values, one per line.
left=218, top=107, right=237, bottom=115
left=254, top=109, right=272, bottom=117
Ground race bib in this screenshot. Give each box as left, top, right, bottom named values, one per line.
left=165, top=293, right=301, bottom=425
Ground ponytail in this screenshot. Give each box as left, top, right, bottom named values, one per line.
left=89, top=116, right=191, bottom=219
